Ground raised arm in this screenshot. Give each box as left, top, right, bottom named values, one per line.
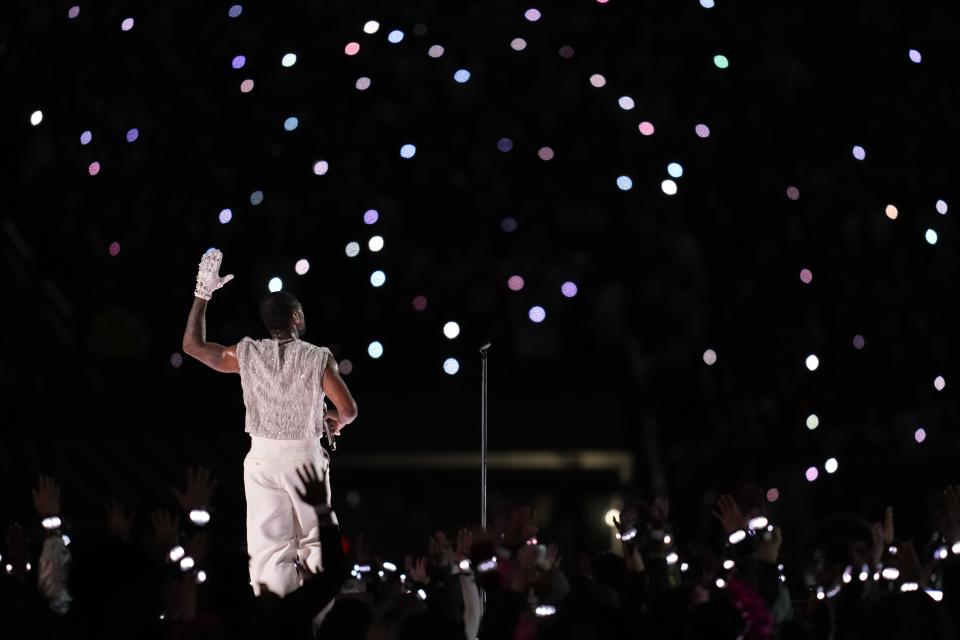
left=182, top=249, right=239, bottom=374
left=182, top=298, right=239, bottom=373
left=321, top=354, right=358, bottom=433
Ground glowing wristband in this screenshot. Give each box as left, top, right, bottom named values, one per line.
left=617, top=528, right=638, bottom=542
left=189, top=509, right=211, bottom=526
left=881, top=567, right=900, bottom=580
left=728, top=529, right=747, bottom=545
left=747, top=516, right=768, bottom=531
left=42, top=516, right=62, bottom=530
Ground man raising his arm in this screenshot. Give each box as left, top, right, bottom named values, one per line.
left=182, top=249, right=358, bottom=596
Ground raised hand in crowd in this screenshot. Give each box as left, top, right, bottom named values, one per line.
left=642, top=496, right=670, bottom=530
left=428, top=531, right=453, bottom=568
left=150, top=509, right=179, bottom=550
left=294, top=462, right=330, bottom=509
left=452, top=528, right=473, bottom=566
left=541, top=543, right=562, bottom=573
left=406, top=555, right=431, bottom=585
left=713, top=493, right=747, bottom=534
left=32, top=475, right=61, bottom=519
left=172, top=466, right=218, bottom=514
left=869, top=506, right=894, bottom=567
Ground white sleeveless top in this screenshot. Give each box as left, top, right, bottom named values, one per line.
left=236, top=337, right=332, bottom=440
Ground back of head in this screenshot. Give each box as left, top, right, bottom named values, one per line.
left=260, top=291, right=300, bottom=333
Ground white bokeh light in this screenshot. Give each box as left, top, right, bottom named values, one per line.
left=268, top=277, right=283, bottom=292
left=368, top=341, right=384, bottom=359
left=926, top=229, right=938, bottom=245
left=295, top=259, right=310, bottom=275
left=443, top=322, right=461, bottom=339
left=30, top=110, right=43, bottom=126
left=363, top=20, right=380, bottom=34
left=443, top=358, right=460, bottom=375
left=935, top=375, right=946, bottom=391
left=805, top=354, right=820, bottom=371
left=368, top=236, right=384, bottom=252
left=806, top=414, right=819, bottom=430
left=345, top=242, right=360, bottom=258
left=281, top=53, right=297, bottom=67
left=370, top=270, right=386, bottom=287
left=661, top=180, right=678, bottom=195
left=825, top=458, right=839, bottom=474
left=703, top=349, right=717, bottom=365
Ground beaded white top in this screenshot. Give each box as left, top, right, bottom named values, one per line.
left=236, top=337, right=331, bottom=440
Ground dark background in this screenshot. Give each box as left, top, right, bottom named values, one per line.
left=1, top=0, right=958, bottom=556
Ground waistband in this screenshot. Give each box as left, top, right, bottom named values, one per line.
left=249, top=435, right=322, bottom=452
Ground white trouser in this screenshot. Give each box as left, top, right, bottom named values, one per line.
left=243, top=436, right=332, bottom=597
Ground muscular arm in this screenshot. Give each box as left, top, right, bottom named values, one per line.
left=182, top=298, right=239, bottom=374
left=321, top=355, right=357, bottom=428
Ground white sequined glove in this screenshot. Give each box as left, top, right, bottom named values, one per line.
left=194, top=249, right=234, bottom=300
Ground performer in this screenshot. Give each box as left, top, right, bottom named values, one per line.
left=182, top=249, right=358, bottom=596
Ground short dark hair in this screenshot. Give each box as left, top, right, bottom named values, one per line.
left=260, top=291, right=300, bottom=333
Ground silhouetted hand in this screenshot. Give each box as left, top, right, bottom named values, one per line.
left=897, top=540, right=934, bottom=585
left=406, top=556, right=430, bottom=585
left=428, top=531, right=453, bottom=567
left=509, top=545, right=538, bottom=592
left=713, top=494, right=747, bottom=534
left=32, top=475, right=61, bottom=518
left=295, top=463, right=330, bottom=508
left=452, top=528, right=473, bottom=565
left=172, top=466, right=218, bottom=513
left=643, top=497, right=670, bottom=529
left=151, top=509, right=180, bottom=550
left=541, top=543, right=562, bottom=572
left=869, top=507, right=894, bottom=566
left=105, top=499, right=136, bottom=542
